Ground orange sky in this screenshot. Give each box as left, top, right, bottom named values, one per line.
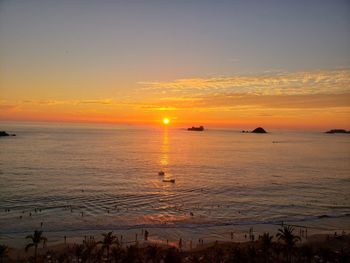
left=1, top=69, right=350, bottom=129
left=1, top=1, right=350, bottom=129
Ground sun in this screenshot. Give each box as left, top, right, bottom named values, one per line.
left=163, top=118, right=170, bottom=125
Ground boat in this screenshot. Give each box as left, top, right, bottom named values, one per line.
left=187, top=126, right=204, bottom=131
left=158, top=171, right=165, bottom=176
left=162, top=179, right=175, bottom=183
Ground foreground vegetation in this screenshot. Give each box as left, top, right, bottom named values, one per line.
left=0, top=226, right=349, bottom=263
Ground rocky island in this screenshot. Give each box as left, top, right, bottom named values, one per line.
left=325, top=129, right=350, bottom=134
left=0, top=131, right=16, bottom=137
left=251, top=127, right=267, bottom=133
left=187, top=126, right=204, bottom=131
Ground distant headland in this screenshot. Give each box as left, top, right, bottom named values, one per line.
left=325, top=129, right=350, bottom=134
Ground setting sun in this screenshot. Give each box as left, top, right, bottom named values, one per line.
left=163, top=118, right=170, bottom=125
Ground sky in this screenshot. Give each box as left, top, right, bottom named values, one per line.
left=0, top=0, right=349, bottom=129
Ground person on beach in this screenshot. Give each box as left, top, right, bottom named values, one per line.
left=144, top=230, right=148, bottom=241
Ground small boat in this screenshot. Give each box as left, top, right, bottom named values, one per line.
left=158, top=171, right=165, bottom=176
left=187, top=126, right=204, bottom=131
left=162, top=179, right=175, bottom=183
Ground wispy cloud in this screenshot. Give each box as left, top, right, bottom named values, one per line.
left=138, top=69, right=350, bottom=96
left=1, top=69, right=349, bottom=127
left=19, top=99, right=114, bottom=106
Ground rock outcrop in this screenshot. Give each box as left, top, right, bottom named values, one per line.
left=251, top=127, right=267, bottom=133
left=188, top=126, right=204, bottom=131
left=0, top=131, right=16, bottom=136
left=325, top=129, right=349, bottom=134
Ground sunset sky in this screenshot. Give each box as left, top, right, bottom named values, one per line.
left=1, top=0, right=349, bottom=129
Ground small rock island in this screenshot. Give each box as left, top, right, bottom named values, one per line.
left=325, top=129, right=350, bottom=134
left=187, top=126, right=204, bottom=131
left=0, top=131, right=16, bottom=137
left=251, top=127, right=267, bottom=133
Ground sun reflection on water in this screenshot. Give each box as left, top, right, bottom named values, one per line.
left=160, top=127, right=169, bottom=167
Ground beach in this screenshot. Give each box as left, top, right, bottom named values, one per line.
left=3, top=231, right=350, bottom=262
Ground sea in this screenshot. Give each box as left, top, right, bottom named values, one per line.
left=0, top=122, right=349, bottom=248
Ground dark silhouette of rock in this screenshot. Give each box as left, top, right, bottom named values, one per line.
left=0, top=131, right=16, bottom=136
left=251, top=127, right=267, bottom=133
left=325, top=129, right=350, bottom=134
left=187, top=126, right=204, bottom=131
left=0, top=131, right=10, bottom=136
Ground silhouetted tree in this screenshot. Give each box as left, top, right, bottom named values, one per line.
left=111, top=245, right=124, bottom=263
left=276, top=226, right=300, bottom=263
left=145, top=245, right=162, bottom=263
left=260, top=232, right=273, bottom=263
left=57, top=252, right=67, bottom=263
left=298, top=244, right=313, bottom=263
left=317, top=246, right=335, bottom=263
left=98, top=232, right=117, bottom=263
left=164, top=247, right=182, bottom=263
left=228, top=245, right=246, bottom=263
left=74, top=244, right=84, bottom=263
left=82, top=238, right=97, bottom=263
left=124, top=245, right=141, bottom=263
left=95, top=247, right=104, bottom=263
left=25, top=230, right=47, bottom=263
left=247, top=245, right=257, bottom=263
left=0, top=245, right=9, bottom=263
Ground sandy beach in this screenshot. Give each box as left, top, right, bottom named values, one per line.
left=3, top=231, right=349, bottom=262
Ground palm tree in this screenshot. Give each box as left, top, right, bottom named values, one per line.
left=0, top=245, right=9, bottom=263
left=260, top=232, right=273, bottom=263
left=74, top=244, right=84, bottom=263
left=57, top=253, right=67, bottom=263
left=98, top=232, right=117, bottom=263
left=25, top=230, right=47, bottom=263
left=276, top=226, right=300, bottom=263
left=124, top=245, right=141, bottom=263
left=145, top=245, right=162, bottom=263
left=111, top=246, right=124, bottom=263
left=82, top=238, right=97, bottom=263
left=228, top=245, right=246, bottom=263
left=246, top=245, right=257, bottom=263
left=298, top=244, right=313, bottom=263
left=317, top=246, right=334, bottom=263
left=164, top=247, right=181, bottom=263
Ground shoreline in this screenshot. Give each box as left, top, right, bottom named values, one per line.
left=4, top=232, right=350, bottom=262
left=2, top=217, right=349, bottom=248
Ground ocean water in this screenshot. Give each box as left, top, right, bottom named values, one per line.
left=0, top=122, right=350, bottom=247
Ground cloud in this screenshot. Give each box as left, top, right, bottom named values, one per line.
left=78, top=99, right=113, bottom=105
left=0, top=104, right=20, bottom=111
left=19, top=99, right=114, bottom=106
left=194, top=93, right=350, bottom=110
left=138, top=68, right=350, bottom=96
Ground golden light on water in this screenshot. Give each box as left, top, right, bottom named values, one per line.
left=163, top=118, right=170, bottom=125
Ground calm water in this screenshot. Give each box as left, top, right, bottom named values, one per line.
left=1, top=122, right=350, bottom=247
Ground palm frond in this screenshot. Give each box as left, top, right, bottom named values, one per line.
left=25, top=243, right=34, bottom=252
left=25, top=235, right=34, bottom=240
